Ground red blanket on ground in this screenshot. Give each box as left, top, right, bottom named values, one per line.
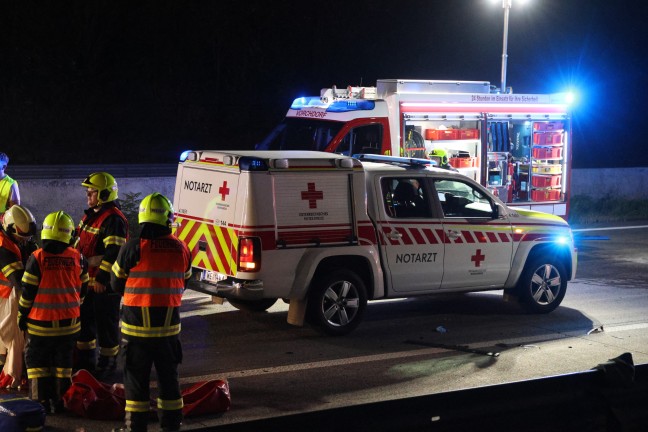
left=62, top=370, right=231, bottom=420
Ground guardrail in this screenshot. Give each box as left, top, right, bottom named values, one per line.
left=209, top=361, right=648, bottom=431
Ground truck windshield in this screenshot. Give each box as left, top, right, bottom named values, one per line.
left=256, top=118, right=344, bottom=151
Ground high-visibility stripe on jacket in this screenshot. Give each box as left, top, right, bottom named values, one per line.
left=120, top=236, right=190, bottom=338
left=26, top=248, right=82, bottom=322
left=0, top=176, right=16, bottom=213
left=123, top=236, right=187, bottom=308
left=76, top=206, right=127, bottom=279
left=0, top=230, right=22, bottom=299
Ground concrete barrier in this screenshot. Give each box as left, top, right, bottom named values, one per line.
left=10, top=165, right=648, bottom=226
left=571, top=167, right=648, bottom=200
left=18, top=176, right=175, bottom=227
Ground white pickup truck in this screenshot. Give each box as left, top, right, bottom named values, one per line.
left=173, top=151, right=577, bottom=335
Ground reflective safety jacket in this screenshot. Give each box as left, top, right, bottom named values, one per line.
left=23, top=248, right=83, bottom=322
left=76, top=205, right=128, bottom=285
left=0, top=176, right=17, bottom=213
left=114, top=235, right=191, bottom=338
left=0, top=230, right=22, bottom=299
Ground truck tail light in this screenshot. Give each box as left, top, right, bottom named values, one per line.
left=238, top=237, right=261, bottom=272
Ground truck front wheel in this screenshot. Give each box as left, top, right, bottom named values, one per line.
left=308, top=269, right=367, bottom=336
left=516, top=255, right=567, bottom=314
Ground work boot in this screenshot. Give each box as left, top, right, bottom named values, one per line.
left=94, top=355, right=118, bottom=380
left=74, top=349, right=97, bottom=373
left=49, top=398, right=65, bottom=414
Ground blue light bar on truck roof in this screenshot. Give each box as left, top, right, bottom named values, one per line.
left=290, top=97, right=375, bottom=112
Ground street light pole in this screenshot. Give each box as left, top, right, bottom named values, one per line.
left=500, top=0, right=512, bottom=94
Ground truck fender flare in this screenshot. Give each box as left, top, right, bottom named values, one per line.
left=289, top=246, right=384, bottom=300
left=505, top=240, right=573, bottom=288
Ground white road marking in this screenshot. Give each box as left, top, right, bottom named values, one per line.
left=573, top=225, right=648, bottom=232
left=177, top=347, right=448, bottom=385
left=601, top=322, right=648, bottom=333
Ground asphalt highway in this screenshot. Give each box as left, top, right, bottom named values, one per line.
left=18, top=222, right=648, bottom=431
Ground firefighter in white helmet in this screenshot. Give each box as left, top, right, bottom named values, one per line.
left=74, top=172, right=128, bottom=378
left=0, top=205, right=37, bottom=388
left=19, top=211, right=89, bottom=413
left=112, top=193, right=191, bottom=432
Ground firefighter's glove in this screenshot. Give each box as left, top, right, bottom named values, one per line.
left=17, top=314, right=27, bottom=331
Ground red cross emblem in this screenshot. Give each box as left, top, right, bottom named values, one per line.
left=218, top=181, right=230, bottom=201
left=471, top=249, right=485, bottom=267
left=301, top=183, right=323, bottom=209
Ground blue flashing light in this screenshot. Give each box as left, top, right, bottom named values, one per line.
left=179, top=150, right=191, bottom=162
left=327, top=100, right=376, bottom=113
left=239, top=157, right=268, bottom=171
left=290, top=97, right=375, bottom=112
left=555, top=236, right=569, bottom=245
left=565, top=91, right=576, bottom=105
left=290, top=96, right=326, bottom=110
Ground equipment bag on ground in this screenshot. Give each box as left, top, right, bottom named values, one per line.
left=0, top=393, right=46, bottom=432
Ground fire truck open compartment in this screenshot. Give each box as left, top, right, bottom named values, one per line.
left=258, top=78, right=571, bottom=217
left=402, top=115, right=569, bottom=209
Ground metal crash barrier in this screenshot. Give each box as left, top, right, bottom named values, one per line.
left=208, top=355, right=647, bottom=432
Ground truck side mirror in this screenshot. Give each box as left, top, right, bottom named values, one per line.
left=492, top=203, right=502, bottom=219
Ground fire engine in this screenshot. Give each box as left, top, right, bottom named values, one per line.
left=173, top=150, right=577, bottom=335
left=257, top=79, right=572, bottom=217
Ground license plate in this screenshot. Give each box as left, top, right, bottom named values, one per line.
left=201, top=270, right=226, bottom=283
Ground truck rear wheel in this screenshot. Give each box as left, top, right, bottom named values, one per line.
left=308, top=269, right=367, bottom=336
left=516, top=255, right=567, bottom=314
left=228, top=298, right=278, bottom=312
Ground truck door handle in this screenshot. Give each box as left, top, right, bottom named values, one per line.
left=447, top=230, right=462, bottom=240
left=388, top=230, right=403, bottom=240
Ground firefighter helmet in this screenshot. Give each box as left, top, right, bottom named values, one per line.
left=429, top=148, right=449, bottom=166
left=41, top=211, right=76, bottom=244
left=82, top=172, right=118, bottom=204
left=2, top=204, right=37, bottom=238
left=138, top=192, right=174, bottom=227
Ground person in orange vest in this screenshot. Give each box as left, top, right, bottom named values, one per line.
left=74, top=172, right=128, bottom=378
left=0, top=205, right=37, bottom=388
left=111, top=193, right=191, bottom=432
left=18, top=211, right=89, bottom=413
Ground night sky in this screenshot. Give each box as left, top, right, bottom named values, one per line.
left=1, top=0, right=646, bottom=168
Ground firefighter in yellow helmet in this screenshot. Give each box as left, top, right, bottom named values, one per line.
left=74, top=172, right=128, bottom=378
left=19, top=211, right=89, bottom=413
left=112, top=193, right=191, bottom=432
left=0, top=152, right=20, bottom=214
left=0, top=205, right=37, bottom=388
left=428, top=149, right=458, bottom=172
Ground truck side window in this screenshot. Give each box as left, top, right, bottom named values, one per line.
left=382, top=177, right=431, bottom=218
left=337, top=124, right=383, bottom=156
left=434, top=179, right=494, bottom=218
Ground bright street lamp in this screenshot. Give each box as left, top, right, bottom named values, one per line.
left=495, top=0, right=529, bottom=93
left=499, top=0, right=512, bottom=94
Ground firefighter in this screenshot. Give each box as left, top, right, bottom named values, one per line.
left=18, top=211, right=89, bottom=413
left=74, top=172, right=128, bottom=378
left=428, top=148, right=458, bottom=171
left=0, top=152, right=20, bottom=214
left=0, top=205, right=37, bottom=388
left=111, top=193, right=191, bottom=432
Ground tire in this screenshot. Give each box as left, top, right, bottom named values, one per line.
left=516, top=255, right=567, bottom=313
left=228, top=298, right=278, bottom=312
left=307, top=269, right=367, bottom=336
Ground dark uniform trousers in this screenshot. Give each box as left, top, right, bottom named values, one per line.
left=123, top=335, right=183, bottom=432
left=25, top=332, right=77, bottom=403
left=77, top=289, right=121, bottom=369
